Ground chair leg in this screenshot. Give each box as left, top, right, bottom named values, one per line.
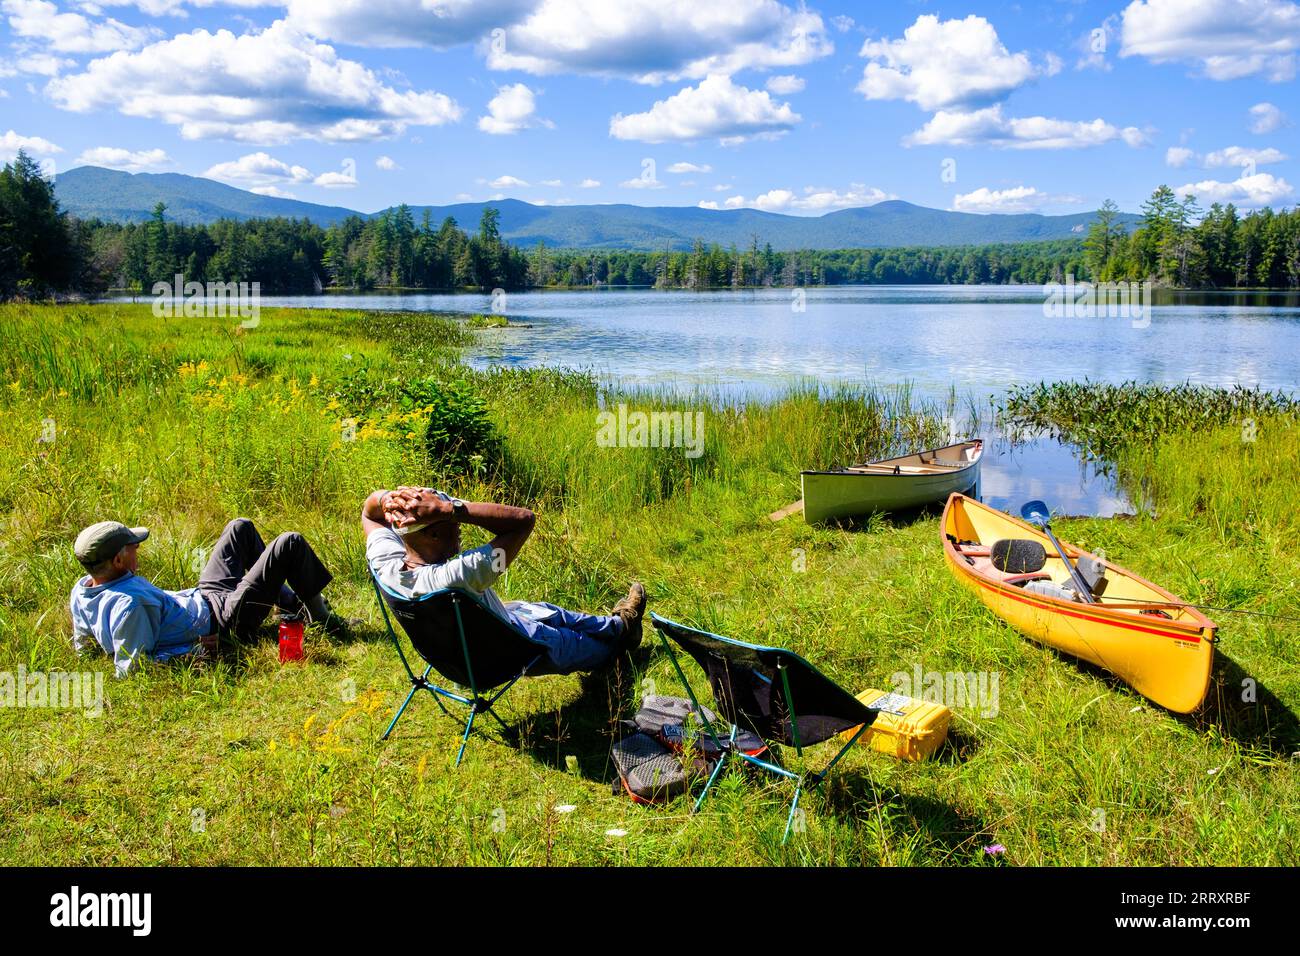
left=484, top=705, right=513, bottom=736
left=381, top=683, right=421, bottom=741
left=454, top=709, right=477, bottom=767
left=693, top=749, right=729, bottom=814
left=783, top=782, right=804, bottom=844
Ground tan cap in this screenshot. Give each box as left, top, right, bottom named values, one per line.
left=74, top=521, right=149, bottom=566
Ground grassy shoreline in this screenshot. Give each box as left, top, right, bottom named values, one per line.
left=1, top=304, right=1296, bottom=866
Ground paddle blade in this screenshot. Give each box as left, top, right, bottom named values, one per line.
left=1020, top=499, right=1051, bottom=526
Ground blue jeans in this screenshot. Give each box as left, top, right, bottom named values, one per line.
left=509, top=602, right=623, bottom=672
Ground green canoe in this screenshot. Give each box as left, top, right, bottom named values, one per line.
left=800, top=439, right=983, bottom=523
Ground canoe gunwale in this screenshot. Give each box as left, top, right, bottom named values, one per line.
left=795, top=437, right=977, bottom=478
left=801, top=438, right=983, bottom=479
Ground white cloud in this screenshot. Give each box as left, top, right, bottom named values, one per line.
left=313, top=170, right=357, bottom=188
left=0, top=129, right=62, bottom=161
left=952, top=186, right=1053, bottom=213
left=478, top=83, right=550, bottom=134
left=578, top=177, right=600, bottom=187
left=285, top=0, right=535, bottom=49
left=74, top=146, right=170, bottom=171
left=609, top=74, right=800, bottom=144
left=1120, top=0, right=1300, bottom=81
left=89, top=0, right=273, bottom=13
left=1248, top=102, right=1287, bottom=133
left=765, top=74, right=804, bottom=94
left=1176, top=171, right=1293, bottom=206
left=1204, top=145, right=1287, bottom=167
left=10, top=53, right=76, bottom=76
left=203, top=152, right=314, bottom=189
left=787, top=184, right=894, bottom=210
left=47, top=20, right=462, bottom=144
left=750, top=188, right=795, bottom=211
left=906, top=105, right=1147, bottom=150
left=485, top=0, right=832, bottom=84
left=489, top=174, right=529, bottom=188
left=375, top=155, right=398, bottom=170
left=704, top=184, right=895, bottom=213
left=3, top=0, right=157, bottom=54
left=831, top=15, right=854, bottom=33
left=620, top=174, right=664, bottom=189
left=667, top=161, right=711, bottom=173
left=1165, top=144, right=1288, bottom=169
left=539, top=178, right=562, bottom=186
left=857, top=15, right=1042, bottom=111
left=250, top=185, right=297, bottom=198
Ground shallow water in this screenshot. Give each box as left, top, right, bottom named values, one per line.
left=130, top=285, right=1300, bottom=517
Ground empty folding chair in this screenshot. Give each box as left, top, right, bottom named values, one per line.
left=650, top=612, right=879, bottom=841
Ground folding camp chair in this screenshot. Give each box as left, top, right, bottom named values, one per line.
left=650, top=612, right=879, bottom=842
left=370, top=568, right=556, bottom=766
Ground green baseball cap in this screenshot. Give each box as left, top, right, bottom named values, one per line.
left=74, top=521, right=149, bottom=566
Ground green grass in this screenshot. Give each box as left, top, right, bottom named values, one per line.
left=0, top=304, right=1297, bottom=866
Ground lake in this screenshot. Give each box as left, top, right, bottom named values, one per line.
left=141, top=285, right=1300, bottom=517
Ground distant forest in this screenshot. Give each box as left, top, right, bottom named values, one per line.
left=3, top=149, right=1299, bottom=300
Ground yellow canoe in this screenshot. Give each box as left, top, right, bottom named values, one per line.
left=942, top=493, right=1215, bottom=713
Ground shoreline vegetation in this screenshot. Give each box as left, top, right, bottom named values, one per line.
left=2, top=302, right=1297, bottom=866
left=5, top=151, right=1300, bottom=302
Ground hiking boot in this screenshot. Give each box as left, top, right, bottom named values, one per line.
left=303, top=594, right=358, bottom=639
left=611, top=582, right=647, bottom=652
left=312, top=610, right=361, bottom=640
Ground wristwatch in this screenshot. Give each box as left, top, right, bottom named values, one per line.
left=449, top=497, right=468, bottom=518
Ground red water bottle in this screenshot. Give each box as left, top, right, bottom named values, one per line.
left=278, top=614, right=305, bottom=663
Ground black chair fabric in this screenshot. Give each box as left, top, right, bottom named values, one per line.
left=380, top=585, right=557, bottom=689
left=651, top=615, right=876, bottom=747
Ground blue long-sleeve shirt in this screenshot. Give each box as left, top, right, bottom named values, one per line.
left=69, top=572, right=212, bottom=677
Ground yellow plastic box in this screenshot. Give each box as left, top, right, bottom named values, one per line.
left=841, top=689, right=952, bottom=762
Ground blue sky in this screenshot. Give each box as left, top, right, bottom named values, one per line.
left=0, top=0, right=1295, bottom=216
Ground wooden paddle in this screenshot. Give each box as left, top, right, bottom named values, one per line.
left=768, top=499, right=804, bottom=522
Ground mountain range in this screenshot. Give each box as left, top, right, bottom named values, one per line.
left=52, top=166, right=1133, bottom=251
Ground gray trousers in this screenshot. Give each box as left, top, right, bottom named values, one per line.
left=197, top=518, right=333, bottom=638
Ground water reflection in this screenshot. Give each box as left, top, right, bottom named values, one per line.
left=977, top=436, right=1133, bottom=518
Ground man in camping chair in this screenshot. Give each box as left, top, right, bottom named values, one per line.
left=362, top=487, right=646, bottom=671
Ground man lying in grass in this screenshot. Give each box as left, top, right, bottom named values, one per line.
left=70, top=518, right=347, bottom=676
left=362, top=487, right=646, bottom=670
